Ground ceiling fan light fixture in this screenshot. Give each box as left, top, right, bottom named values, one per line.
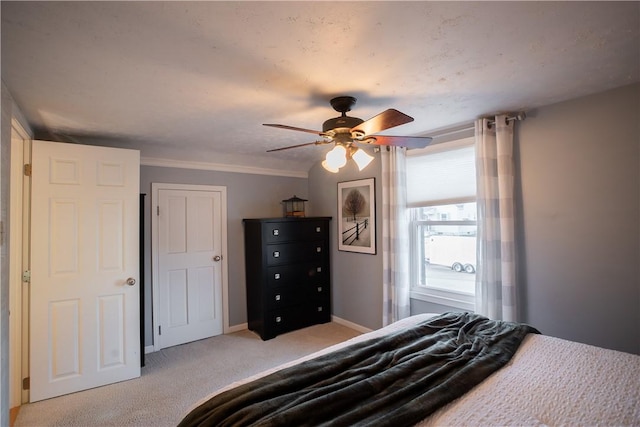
left=321, top=160, right=339, bottom=173
left=351, top=147, right=374, bottom=171
left=325, top=144, right=347, bottom=169
left=265, top=95, right=432, bottom=167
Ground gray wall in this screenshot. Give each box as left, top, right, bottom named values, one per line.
left=311, top=83, right=640, bottom=354
left=140, top=166, right=307, bottom=346
left=518, top=83, right=639, bottom=354
left=308, top=157, right=384, bottom=330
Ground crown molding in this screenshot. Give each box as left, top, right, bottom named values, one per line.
left=140, top=156, right=308, bottom=178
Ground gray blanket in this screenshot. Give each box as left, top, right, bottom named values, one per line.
left=179, top=312, right=539, bottom=427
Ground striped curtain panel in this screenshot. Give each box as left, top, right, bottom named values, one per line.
left=381, top=147, right=411, bottom=326
left=475, top=115, right=518, bottom=321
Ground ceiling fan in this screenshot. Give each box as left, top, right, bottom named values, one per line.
left=264, top=96, right=433, bottom=172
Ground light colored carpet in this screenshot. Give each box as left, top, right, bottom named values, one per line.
left=15, top=322, right=361, bottom=426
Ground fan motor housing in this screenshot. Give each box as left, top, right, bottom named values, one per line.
left=322, top=116, right=363, bottom=132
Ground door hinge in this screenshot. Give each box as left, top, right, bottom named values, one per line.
left=159, top=325, right=162, bottom=335
left=24, top=164, right=32, bottom=176
left=22, top=270, right=31, bottom=283
left=22, top=377, right=30, bottom=390
left=157, top=206, right=160, bottom=216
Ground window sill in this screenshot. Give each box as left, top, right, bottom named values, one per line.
left=410, top=288, right=475, bottom=312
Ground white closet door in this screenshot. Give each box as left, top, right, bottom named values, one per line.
left=157, top=188, right=224, bottom=348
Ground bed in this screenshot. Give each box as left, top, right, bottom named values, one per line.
left=179, top=312, right=640, bottom=426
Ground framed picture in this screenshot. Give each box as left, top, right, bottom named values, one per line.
left=338, top=178, right=376, bottom=254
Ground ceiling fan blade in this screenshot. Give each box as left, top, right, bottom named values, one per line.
left=350, top=109, right=414, bottom=135
left=360, top=135, right=433, bottom=149
left=263, top=123, right=324, bottom=136
left=266, top=140, right=330, bottom=152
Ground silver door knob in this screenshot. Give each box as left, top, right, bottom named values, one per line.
left=213, top=255, right=222, bottom=262
left=125, top=277, right=136, bottom=286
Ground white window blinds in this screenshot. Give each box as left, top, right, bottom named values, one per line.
left=406, top=142, right=476, bottom=207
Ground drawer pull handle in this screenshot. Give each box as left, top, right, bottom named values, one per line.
left=316, top=227, right=321, bottom=232
left=273, top=251, right=280, bottom=258
left=317, top=287, right=322, bottom=292
left=273, top=229, right=279, bottom=236
left=317, top=267, right=322, bottom=273
left=317, top=306, right=323, bottom=312
left=274, top=273, right=280, bottom=280
left=275, top=294, right=281, bottom=301
left=316, top=247, right=322, bottom=252
left=275, top=316, right=282, bottom=323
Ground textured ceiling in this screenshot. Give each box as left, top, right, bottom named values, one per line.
left=2, top=1, right=639, bottom=173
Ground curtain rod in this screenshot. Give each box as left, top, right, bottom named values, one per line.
left=428, top=112, right=528, bottom=138
left=487, top=112, right=527, bottom=127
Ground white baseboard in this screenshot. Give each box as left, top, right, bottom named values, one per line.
left=331, top=316, right=373, bottom=334
left=226, top=322, right=248, bottom=334
left=144, top=324, right=248, bottom=355
left=144, top=320, right=364, bottom=353
left=226, top=319, right=371, bottom=334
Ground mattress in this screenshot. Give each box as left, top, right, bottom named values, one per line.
left=185, top=313, right=640, bottom=426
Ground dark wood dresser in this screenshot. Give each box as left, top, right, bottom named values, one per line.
left=243, top=217, right=332, bottom=340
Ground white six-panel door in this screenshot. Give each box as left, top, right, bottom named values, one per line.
left=156, top=187, right=224, bottom=348
left=30, top=140, right=140, bottom=402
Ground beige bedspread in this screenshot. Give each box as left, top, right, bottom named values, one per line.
left=421, top=329, right=640, bottom=426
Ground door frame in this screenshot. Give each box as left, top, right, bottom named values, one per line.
left=150, top=183, right=229, bottom=352
left=9, top=119, right=31, bottom=406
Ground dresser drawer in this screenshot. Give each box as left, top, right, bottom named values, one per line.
left=264, top=220, right=329, bottom=244
left=266, top=287, right=304, bottom=310
left=267, top=263, right=327, bottom=288
left=266, top=284, right=329, bottom=310
left=267, top=302, right=331, bottom=336
left=309, top=283, right=330, bottom=301
left=266, top=241, right=327, bottom=265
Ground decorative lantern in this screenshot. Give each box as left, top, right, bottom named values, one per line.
left=282, top=195, right=307, bottom=217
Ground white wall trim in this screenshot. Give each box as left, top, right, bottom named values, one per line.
left=226, top=322, right=247, bottom=334
left=9, top=120, right=30, bottom=407
left=10, top=118, right=30, bottom=140
left=406, top=136, right=474, bottom=157
left=150, top=183, right=230, bottom=352
left=331, top=316, right=372, bottom=334
left=141, top=156, right=308, bottom=179
left=145, top=323, right=248, bottom=355
left=410, top=289, right=475, bottom=312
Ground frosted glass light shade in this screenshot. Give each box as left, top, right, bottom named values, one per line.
left=321, top=160, right=339, bottom=173
left=351, top=148, right=374, bottom=171
left=325, top=145, right=347, bottom=169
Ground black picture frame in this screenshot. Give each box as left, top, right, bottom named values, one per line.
left=337, top=178, right=376, bottom=254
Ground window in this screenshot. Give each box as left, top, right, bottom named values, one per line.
left=406, top=138, right=476, bottom=310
